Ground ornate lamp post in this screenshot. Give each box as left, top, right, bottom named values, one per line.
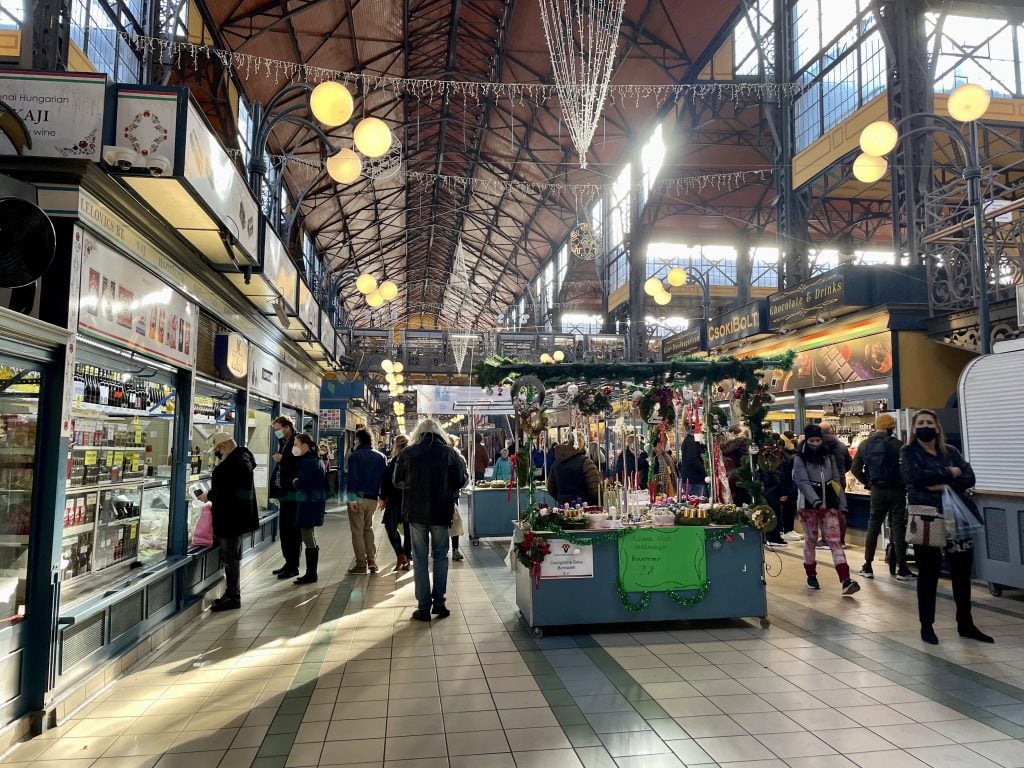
left=853, top=82, right=992, bottom=353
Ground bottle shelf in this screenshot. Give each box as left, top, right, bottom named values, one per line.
left=71, top=445, right=148, bottom=452
left=100, top=515, right=140, bottom=526
left=62, top=523, right=95, bottom=538
left=65, top=480, right=146, bottom=494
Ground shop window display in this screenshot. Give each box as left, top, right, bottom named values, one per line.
left=188, top=379, right=238, bottom=543
left=0, top=361, right=43, bottom=625
left=62, top=359, right=178, bottom=604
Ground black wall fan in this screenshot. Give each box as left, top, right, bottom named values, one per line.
left=0, top=197, right=56, bottom=314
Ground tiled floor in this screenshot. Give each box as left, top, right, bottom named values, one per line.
left=6, top=509, right=1024, bottom=768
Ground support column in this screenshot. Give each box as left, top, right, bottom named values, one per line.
left=736, top=230, right=753, bottom=307
left=627, top=158, right=647, bottom=360
left=24, top=0, right=70, bottom=71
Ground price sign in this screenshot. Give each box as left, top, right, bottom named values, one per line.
left=112, top=451, right=123, bottom=467
left=83, top=450, right=98, bottom=466
left=618, top=527, right=707, bottom=593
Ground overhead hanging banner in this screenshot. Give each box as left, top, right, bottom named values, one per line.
left=0, top=70, right=108, bottom=161
left=77, top=228, right=198, bottom=368
left=618, top=527, right=706, bottom=593
left=417, top=385, right=512, bottom=415
left=248, top=345, right=281, bottom=401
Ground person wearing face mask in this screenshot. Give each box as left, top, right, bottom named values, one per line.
left=202, top=432, right=259, bottom=611
left=852, top=413, right=913, bottom=581
left=792, top=424, right=860, bottom=596
left=269, top=416, right=301, bottom=579
left=289, top=432, right=326, bottom=584
left=900, top=409, right=991, bottom=645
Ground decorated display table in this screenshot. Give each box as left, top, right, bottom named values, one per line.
left=514, top=522, right=768, bottom=637
left=469, top=488, right=555, bottom=542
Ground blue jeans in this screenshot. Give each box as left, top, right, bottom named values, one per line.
left=409, top=523, right=450, bottom=610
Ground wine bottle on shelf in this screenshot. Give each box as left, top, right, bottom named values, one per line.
left=72, top=367, right=85, bottom=407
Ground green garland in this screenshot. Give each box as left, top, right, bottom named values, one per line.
left=474, top=351, right=796, bottom=389
left=617, top=578, right=713, bottom=612
left=529, top=514, right=747, bottom=547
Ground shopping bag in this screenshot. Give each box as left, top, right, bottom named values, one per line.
left=192, top=502, right=214, bottom=548
left=941, top=486, right=983, bottom=539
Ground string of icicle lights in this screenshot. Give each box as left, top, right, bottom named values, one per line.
left=128, top=34, right=804, bottom=106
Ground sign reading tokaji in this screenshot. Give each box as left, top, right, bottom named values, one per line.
left=662, top=325, right=704, bottom=359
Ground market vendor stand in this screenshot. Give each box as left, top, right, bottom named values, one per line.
left=514, top=522, right=768, bottom=637
left=474, top=350, right=793, bottom=636
left=469, top=487, right=555, bottom=542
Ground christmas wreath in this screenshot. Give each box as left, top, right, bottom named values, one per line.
left=749, top=505, right=778, bottom=533
left=515, top=531, right=551, bottom=586
left=571, top=385, right=613, bottom=416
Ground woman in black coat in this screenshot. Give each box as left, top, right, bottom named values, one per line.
left=292, top=432, right=326, bottom=585
left=379, top=435, right=412, bottom=571
left=900, top=409, right=991, bottom=645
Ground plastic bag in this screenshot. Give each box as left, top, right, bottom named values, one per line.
left=192, top=502, right=214, bottom=548
left=941, top=486, right=983, bottom=539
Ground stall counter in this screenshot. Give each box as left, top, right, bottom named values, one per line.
left=469, top=488, right=556, bottom=541
left=514, top=523, right=768, bottom=637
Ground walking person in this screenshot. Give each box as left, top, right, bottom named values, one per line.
left=394, top=420, right=468, bottom=621
left=449, top=436, right=467, bottom=562
left=852, top=414, right=914, bottom=580
left=346, top=427, right=387, bottom=574
left=290, top=432, right=326, bottom=584
left=204, top=432, right=259, bottom=612
left=379, top=434, right=412, bottom=571
left=793, top=425, right=860, bottom=596
left=270, top=416, right=301, bottom=579
left=822, top=423, right=853, bottom=547
left=472, top=433, right=490, bottom=482
left=900, top=409, right=991, bottom=645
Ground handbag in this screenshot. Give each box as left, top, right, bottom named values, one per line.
left=907, top=503, right=947, bottom=547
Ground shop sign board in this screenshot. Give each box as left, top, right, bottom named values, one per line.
left=769, top=270, right=847, bottom=329
left=183, top=101, right=259, bottom=262
left=0, top=70, right=107, bottom=161
left=297, top=280, right=317, bottom=334
left=540, top=539, right=594, bottom=579
left=78, top=229, right=198, bottom=369
left=767, top=331, right=893, bottom=393
left=707, top=300, right=768, bottom=347
left=281, top=367, right=305, bottom=408
left=662, top=324, right=704, bottom=360
left=248, top=345, right=281, bottom=401
left=263, top=225, right=297, bottom=311
left=302, top=375, right=320, bottom=414
left=417, top=384, right=512, bottom=415
left=114, top=87, right=180, bottom=168
left=214, top=332, right=249, bottom=378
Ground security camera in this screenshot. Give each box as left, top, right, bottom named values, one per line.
left=146, top=154, right=171, bottom=177
left=102, top=145, right=138, bottom=171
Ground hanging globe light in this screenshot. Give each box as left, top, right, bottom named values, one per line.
left=654, top=290, right=672, bottom=306
left=353, top=117, right=393, bottom=158
left=355, top=273, right=377, bottom=295
left=553, top=350, right=565, bottom=362
left=379, top=280, right=398, bottom=302
left=666, top=267, right=688, bottom=287
left=395, top=374, right=404, bottom=384
left=859, top=120, right=899, bottom=156
left=540, top=353, right=553, bottom=364
left=385, top=373, right=396, bottom=384
left=947, top=83, right=990, bottom=122
left=326, top=148, right=362, bottom=184
left=852, top=153, right=888, bottom=183
left=643, top=277, right=663, bottom=296
left=381, top=359, right=394, bottom=372
left=392, top=362, right=404, bottom=374
left=365, top=289, right=385, bottom=308
left=310, top=82, right=354, bottom=127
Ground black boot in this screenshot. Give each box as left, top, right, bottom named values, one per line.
left=294, top=547, right=319, bottom=584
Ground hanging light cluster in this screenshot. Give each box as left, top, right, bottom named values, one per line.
left=381, top=359, right=406, bottom=396
left=309, top=82, right=394, bottom=185
left=852, top=82, right=990, bottom=184
left=644, top=267, right=688, bottom=306
left=355, top=273, right=399, bottom=309
left=442, top=414, right=466, bottom=430
left=539, top=350, right=565, bottom=364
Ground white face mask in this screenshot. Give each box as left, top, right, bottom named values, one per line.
left=275, top=428, right=286, bottom=440
left=291, top=446, right=303, bottom=456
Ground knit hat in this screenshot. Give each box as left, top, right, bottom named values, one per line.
left=876, top=413, right=897, bottom=431
left=803, top=424, right=823, bottom=439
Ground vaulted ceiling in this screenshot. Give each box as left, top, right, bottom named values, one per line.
left=197, top=0, right=744, bottom=328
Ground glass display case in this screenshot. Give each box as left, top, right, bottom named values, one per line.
left=247, top=397, right=274, bottom=513
left=62, top=355, right=178, bottom=605
left=0, top=361, right=43, bottom=626
left=189, top=378, right=239, bottom=541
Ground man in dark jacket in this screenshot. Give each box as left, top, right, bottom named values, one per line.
left=548, top=441, right=601, bottom=504
left=852, top=413, right=912, bottom=580
left=394, top=420, right=468, bottom=621
left=204, top=432, right=259, bottom=612
left=271, top=416, right=301, bottom=579
left=679, top=429, right=707, bottom=498
left=346, top=428, right=387, bottom=574
left=822, top=423, right=853, bottom=546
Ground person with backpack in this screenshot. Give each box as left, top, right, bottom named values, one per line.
left=851, top=413, right=914, bottom=581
